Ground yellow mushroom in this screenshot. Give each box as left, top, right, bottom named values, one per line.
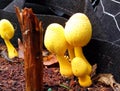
left=78, top=75, right=92, bottom=87
left=0, top=19, right=18, bottom=58
left=64, top=13, right=92, bottom=75
left=71, top=57, right=92, bottom=87
left=71, top=57, right=88, bottom=77
left=44, top=23, right=73, bottom=77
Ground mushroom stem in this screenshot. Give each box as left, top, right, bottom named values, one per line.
left=71, top=57, right=88, bottom=77
left=78, top=75, right=92, bottom=87
left=4, top=39, right=18, bottom=58
left=56, top=54, right=73, bottom=77
left=74, top=46, right=92, bottom=75
left=71, top=57, right=92, bottom=87
left=68, top=45, right=75, bottom=61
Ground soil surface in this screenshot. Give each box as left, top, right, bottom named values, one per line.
left=0, top=44, right=113, bottom=91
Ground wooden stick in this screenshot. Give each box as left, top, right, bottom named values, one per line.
left=15, top=7, right=43, bottom=91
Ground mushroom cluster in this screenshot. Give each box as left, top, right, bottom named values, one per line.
left=44, top=13, right=92, bottom=87
left=0, top=19, right=18, bottom=58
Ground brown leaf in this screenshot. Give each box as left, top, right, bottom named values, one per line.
left=18, top=38, right=24, bottom=59
left=97, top=74, right=120, bottom=91
left=91, top=64, right=97, bottom=77
left=43, top=53, right=58, bottom=66
left=88, top=87, right=113, bottom=91
left=0, top=50, right=13, bottom=62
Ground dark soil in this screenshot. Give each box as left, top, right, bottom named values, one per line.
left=0, top=44, right=113, bottom=91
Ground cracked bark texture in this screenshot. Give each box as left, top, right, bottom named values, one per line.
left=15, top=7, right=43, bottom=91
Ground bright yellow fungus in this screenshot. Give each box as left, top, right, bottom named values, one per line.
left=0, top=19, right=18, bottom=58
left=71, top=57, right=88, bottom=77
left=78, top=75, right=92, bottom=87
left=64, top=13, right=92, bottom=87
left=64, top=13, right=92, bottom=75
left=44, top=23, right=73, bottom=77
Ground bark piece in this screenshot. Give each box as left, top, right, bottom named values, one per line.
left=15, top=7, right=43, bottom=91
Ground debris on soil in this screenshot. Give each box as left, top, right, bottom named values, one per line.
left=95, top=74, right=120, bottom=91
left=43, top=52, right=58, bottom=66
left=0, top=44, right=116, bottom=91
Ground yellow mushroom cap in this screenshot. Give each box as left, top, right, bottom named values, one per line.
left=0, top=19, right=14, bottom=40
left=71, top=57, right=88, bottom=77
left=44, top=23, right=68, bottom=55
left=64, top=13, right=92, bottom=47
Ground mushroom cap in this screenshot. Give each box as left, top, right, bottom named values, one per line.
left=71, top=57, right=88, bottom=77
left=44, top=23, right=68, bottom=55
left=0, top=19, right=14, bottom=40
left=65, top=13, right=92, bottom=47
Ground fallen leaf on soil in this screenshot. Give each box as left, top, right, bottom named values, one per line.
left=97, top=74, right=120, bottom=91
left=43, top=53, right=58, bottom=65
left=88, top=87, right=113, bottom=91
left=0, top=50, right=13, bottom=62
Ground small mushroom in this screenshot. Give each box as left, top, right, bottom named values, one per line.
left=0, top=19, right=18, bottom=58
left=44, top=23, right=73, bottom=77
left=64, top=13, right=92, bottom=75
left=78, top=75, right=92, bottom=87
left=71, top=57, right=92, bottom=87
left=71, top=57, right=88, bottom=77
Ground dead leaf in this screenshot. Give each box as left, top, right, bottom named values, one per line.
left=42, top=50, right=49, bottom=57
left=43, top=53, right=58, bottom=66
left=97, top=73, right=120, bottom=91
left=88, top=87, right=113, bottom=91
left=0, top=50, right=13, bottom=62
left=18, top=38, right=24, bottom=59
left=91, top=64, right=97, bottom=77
